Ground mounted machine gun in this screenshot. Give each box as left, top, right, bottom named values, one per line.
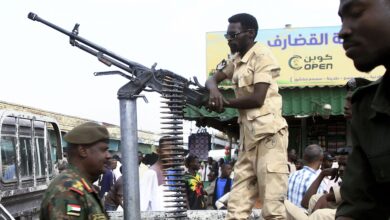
left=27, top=12, right=207, bottom=107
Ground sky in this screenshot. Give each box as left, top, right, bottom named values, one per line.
left=0, top=0, right=341, bottom=135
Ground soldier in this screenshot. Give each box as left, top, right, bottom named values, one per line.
left=40, top=122, right=111, bottom=219
left=206, top=13, right=289, bottom=219
left=336, top=0, right=390, bottom=219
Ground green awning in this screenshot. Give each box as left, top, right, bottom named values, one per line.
left=183, top=87, right=346, bottom=134
left=280, top=87, right=346, bottom=116
left=184, top=88, right=238, bottom=122
left=184, top=89, right=239, bottom=136
left=184, top=105, right=238, bottom=122
left=184, top=87, right=346, bottom=118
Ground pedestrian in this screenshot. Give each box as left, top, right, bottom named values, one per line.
left=205, top=13, right=289, bottom=219
left=295, top=159, right=304, bottom=171
left=202, top=157, right=211, bottom=182
left=217, top=158, right=225, bottom=177
left=321, top=152, right=340, bottom=193
left=212, top=163, right=233, bottom=209
left=287, top=144, right=328, bottom=208
left=336, top=0, right=390, bottom=219
left=40, top=122, right=111, bottom=219
left=98, top=158, right=117, bottom=199
left=112, top=154, right=122, bottom=179
left=205, top=171, right=217, bottom=209
left=285, top=148, right=351, bottom=220
left=184, top=154, right=206, bottom=210
left=104, top=167, right=123, bottom=211
left=343, top=77, right=371, bottom=119
left=138, top=151, right=149, bottom=179
left=288, top=149, right=297, bottom=174
left=140, top=136, right=179, bottom=211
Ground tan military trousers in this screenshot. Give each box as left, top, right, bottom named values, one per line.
left=285, top=199, right=336, bottom=220
left=226, top=128, right=289, bottom=220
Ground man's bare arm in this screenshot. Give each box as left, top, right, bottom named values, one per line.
left=224, top=82, right=269, bottom=109
left=205, top=71, right=228, bottom=111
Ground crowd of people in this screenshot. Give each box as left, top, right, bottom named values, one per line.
left=85, top=141, right=351, bottom=218
left=286, top=145, right=351, bottom=220
left=137, top=142, right=236, bottom=212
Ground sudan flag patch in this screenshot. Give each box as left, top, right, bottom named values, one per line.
left=66, top=204, right=81, bottom=216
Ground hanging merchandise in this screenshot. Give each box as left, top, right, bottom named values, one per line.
left=188, top=127, right=211, bottom=161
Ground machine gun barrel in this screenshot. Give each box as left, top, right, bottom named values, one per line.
left=28, top=12, right=206, bottom=106
left=28, top=12, right=151, bottom=76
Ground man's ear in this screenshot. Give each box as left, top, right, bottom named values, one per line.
left=156, top=147, right=161, bottom=155
left=248, top=29, right=256, bottom=40
left=77, top=145, right=88, bottom=158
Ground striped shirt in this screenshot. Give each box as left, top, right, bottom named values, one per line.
left=287, top=166, right=326, bottom=208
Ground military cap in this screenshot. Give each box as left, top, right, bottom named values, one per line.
left=64, top=122, right=109, bottom=144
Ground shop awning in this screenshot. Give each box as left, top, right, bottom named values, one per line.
left=183, top=86, right=346, bottom=134
left=184, top=89, right=239, bottom=137
left=184, top=88, right=237, bottom=121
left=280, top=87, right=346, bottom=116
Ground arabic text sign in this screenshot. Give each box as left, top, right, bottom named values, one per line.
left=206, top=26, right=384, bottom=87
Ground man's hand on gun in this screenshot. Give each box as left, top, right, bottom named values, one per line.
left=207, top=88, right=229, bottom=113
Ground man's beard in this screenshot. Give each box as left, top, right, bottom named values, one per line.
left=229, top=45, right=238, bottom=54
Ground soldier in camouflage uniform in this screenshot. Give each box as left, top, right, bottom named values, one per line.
left=40, top=122, right=112, bottom=220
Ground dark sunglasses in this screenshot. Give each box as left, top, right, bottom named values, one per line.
left=224, top=29, right=253, bottom=40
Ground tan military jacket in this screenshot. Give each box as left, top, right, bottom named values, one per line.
left=222, top=42, right=287, bottom=151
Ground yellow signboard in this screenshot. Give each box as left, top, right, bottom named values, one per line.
left=206, top=26, right=385, bottom=87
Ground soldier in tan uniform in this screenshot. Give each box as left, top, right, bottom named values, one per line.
left=206, top=13, right=289, bottom=220
left=40, top=122, right=111, bottom=219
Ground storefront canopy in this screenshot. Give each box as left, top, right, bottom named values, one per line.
left=184, top=89, right=239, bottom=137
left=280, top=86, right=346, bottom=116
left=183, top=87, right=347, bottom=135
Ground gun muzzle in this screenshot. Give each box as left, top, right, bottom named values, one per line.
left=28, top=12, right=38, bottom=21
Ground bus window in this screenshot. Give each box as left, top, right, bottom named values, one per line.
left=47, top=124, right=60, bottom=174
left=19, top=137, right=33, bottom=178
left=1, top=136, right=16, bottom=181
left=1, top=116, right=59, bottom=181
left=34, top=137, right=46, bottom=177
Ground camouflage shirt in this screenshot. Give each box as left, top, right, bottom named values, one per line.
left=40, top=165, right=107, bottom=220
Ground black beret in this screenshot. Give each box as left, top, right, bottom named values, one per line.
left=64, top=122, right=109, bottom=145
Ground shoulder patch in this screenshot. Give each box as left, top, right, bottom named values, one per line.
left=92, top=213, right=108, bottom=220
left=66, top=204, right=81, bottom=216
left=69, top=187, right=84, bottom=196
left=72, top=180, right=84, bottom=191
left=81, top=178, right=93, bottom=193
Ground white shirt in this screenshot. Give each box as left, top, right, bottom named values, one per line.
left=323, top=176, right=342, bottom=193
left=202, top=164, right=211, bottom=182
left=139, top=169, right=169, bottom=211
left=113, top=161, right=122, bottom=179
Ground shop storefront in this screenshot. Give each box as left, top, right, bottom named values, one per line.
left=198, top=26, right=384, bottom=156
left=281, top=86, right=348, bottom=156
